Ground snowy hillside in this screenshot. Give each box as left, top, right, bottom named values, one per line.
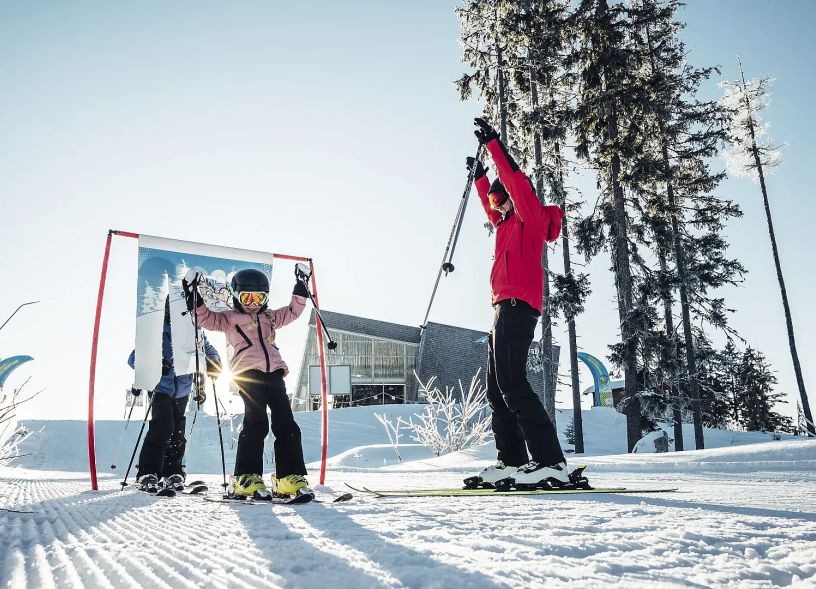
left=9, top=405, right=794, bottom=474
left=2, top=405, right=815, bottom=587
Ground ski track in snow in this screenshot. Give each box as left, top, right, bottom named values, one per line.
left=1, top=466, right=816, bottom=588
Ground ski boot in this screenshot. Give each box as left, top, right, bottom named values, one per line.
left=496, top=462, right=592, bottom=491
left=164, top=473, right=186, bottom=492
left=229, top=474, right=273, bottom=500
left=137, top=473, right=160, bottom=493
left=494, top=461, right=566, bottom=491
left=137, top=473, right=176, bottom=496
left=463, top=460, right=517, bottom=489
left=272, top=474, right=313, bottom=500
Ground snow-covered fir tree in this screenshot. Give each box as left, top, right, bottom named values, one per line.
left=734, top=347, right=792, bottom=433
left=720, top=64, right=814, bottom=437
left=568, top=0, right=653, bottom=450
left=625, top=0, right=745, bottom=449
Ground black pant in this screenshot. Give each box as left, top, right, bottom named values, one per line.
left=137, top=393, right=188, bottom=479
left=234, top=369, right=306, bottom=478
left=487, top=299, right=565, bottom=467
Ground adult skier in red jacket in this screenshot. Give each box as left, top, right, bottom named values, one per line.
left=467, top=117, right=572, bottom=490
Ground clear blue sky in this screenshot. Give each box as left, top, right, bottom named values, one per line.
left=1, top=1, right=813, bottom=423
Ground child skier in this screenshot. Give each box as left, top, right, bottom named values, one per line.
left=183, top=266, right=310, bottom=499
left=129, top=297, right=221, bottom=493
left=466, top=116, right=577, bottom=490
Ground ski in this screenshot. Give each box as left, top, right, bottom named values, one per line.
left=203, top=491, right=353, bottom=505
left=181, top=484, right=208, bottom=495
left=345, top=484, right=677, bottom=498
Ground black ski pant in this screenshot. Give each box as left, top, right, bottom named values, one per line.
left=234, top=369, right=306, bottom=478
left=487, top=299, right=565, bottom=468
left=137, top=393, right=187, bottom=479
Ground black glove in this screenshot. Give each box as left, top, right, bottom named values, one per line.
left=131, top=388, right=142, bottom=397
left=206, top=357, right=221, bottom=379
left=473, top=117, right=499, bottom=145
left=295, top=264, right=311, bottom=282
left=161, top=358, right=172, bottom=376
left=466, top=156, right=488, bottom=179
left=182, top=277, right=204, bottom=311
left=293, top=279, right=309, bottom=298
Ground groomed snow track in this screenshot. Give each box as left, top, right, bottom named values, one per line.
left=2, top=465, right=816, bottom=588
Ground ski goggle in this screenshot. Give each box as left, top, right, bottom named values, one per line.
left=238, top=291, right=268, bottom=306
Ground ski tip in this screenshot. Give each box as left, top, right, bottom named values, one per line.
left=332, top=492, right=354, bottom=503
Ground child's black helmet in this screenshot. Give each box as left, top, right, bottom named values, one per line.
left=231, top=269, right=269, bottom=312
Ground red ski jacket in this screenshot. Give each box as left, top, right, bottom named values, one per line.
left=476, top=138, right=564, bottom=314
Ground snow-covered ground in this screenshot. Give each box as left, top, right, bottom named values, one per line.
left=1, top=406, right=815, bottom=588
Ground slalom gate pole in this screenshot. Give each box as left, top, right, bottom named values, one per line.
left=211, top=380, right=228, bottom=491
left=110, top=395, right=138, bottom=470
left=121, top=393, right=156, bottom=488
left=421, top=142, right=483, bottom=329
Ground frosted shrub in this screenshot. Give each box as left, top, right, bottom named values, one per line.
left=409, top=370, right=492, bottom=456
left=374, top=412, right=410, bottom=462
left=0, top=376, right=40, bottom=462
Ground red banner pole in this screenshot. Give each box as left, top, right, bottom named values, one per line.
left=88, top=230, right=114, bottom=490
left=309, top=260, right=329, bottom=485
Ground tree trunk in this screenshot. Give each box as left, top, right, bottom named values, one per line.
left=660, top=137, right=705, bottom=449
left=554, top=137, right=584, bottom=453
left=495, top=13, right=508, bottom=144
left=739, top=66, right=815, bottom=436
left=607, top=102, right=641, bottom=451
left=658, top=247, right=684, bottom=450
left=751, top=132, right=814, bottom=436
left=645, top=25, right=703, bottom=449
left=530, top=77, right=556, bottom=421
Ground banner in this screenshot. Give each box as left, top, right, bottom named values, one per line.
left=576, top=352, right=612, bottom=407
left=0, top=355, right=33, bottom=390
left=134, top=235, right=273, bottom=391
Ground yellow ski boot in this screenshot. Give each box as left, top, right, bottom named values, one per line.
left=229, top=474, right=271, bottom=499
left=272, top=474, right=310, bottom=497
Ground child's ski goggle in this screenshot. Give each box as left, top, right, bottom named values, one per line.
left=238, top=291, right=268, bottom=306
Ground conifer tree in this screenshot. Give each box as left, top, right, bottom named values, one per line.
left=735, top=347, right=792, bottom=433
left=720, top=64, right=814, bottom=437
left=626, top=0, right=746, bottom=448
left=568, top=0, right=649, bottom=450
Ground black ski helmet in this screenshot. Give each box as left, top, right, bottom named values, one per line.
left=230, top=269, right=269, bottom=312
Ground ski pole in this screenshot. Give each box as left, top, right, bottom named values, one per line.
left=297, top=268, right=337, bottom=350
left=211, top=380, right=228, bottom=491
left=111, top=391, right=139, bottom=470
left=421, top=142, right=483, bottom=329
left=121, top=392, right=156, bottom=488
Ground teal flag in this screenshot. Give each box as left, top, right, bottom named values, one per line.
left=0, top=355, right=33, bottom=389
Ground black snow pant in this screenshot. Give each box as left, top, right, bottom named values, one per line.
left=234, top=369, right=307, bottom=478
left=137, top=393, right=188, bottom=479
left=487, top=299, right=565, bottom=468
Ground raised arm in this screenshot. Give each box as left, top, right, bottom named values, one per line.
left=470, top=157, right=502, bottom=227
left=183, top=274, right=232, bottom=333
left=272, top=295, right=307, bottom=329
left=484, top=138, right=541, bottom=225
left=474, top=117, right=542, bottom=225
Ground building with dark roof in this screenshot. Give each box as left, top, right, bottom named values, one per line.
left=293, top=309, right=559, bottom=411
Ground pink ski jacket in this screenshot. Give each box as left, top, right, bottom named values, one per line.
left=194, top=295, right=307, bottom=376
